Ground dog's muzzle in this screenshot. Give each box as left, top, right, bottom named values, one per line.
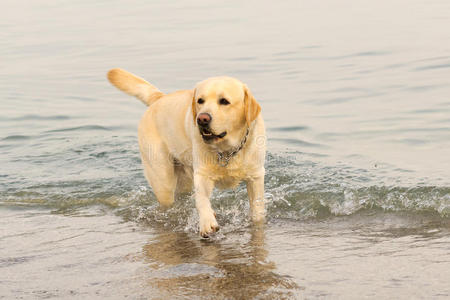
left=199, top=126, right=227, bottom=141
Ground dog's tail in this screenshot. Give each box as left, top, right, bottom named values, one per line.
left=107, top=68, right=164, bottom=106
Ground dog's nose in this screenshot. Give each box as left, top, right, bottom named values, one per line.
left=197, top=113, right=212, bottom=126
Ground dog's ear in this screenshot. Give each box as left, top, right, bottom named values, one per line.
left=244, top=85, right=261, bottom=126
left=191, top=88, right=197, bottom=123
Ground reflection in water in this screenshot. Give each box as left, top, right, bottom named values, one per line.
left=142, top=226, right=299, bottom=299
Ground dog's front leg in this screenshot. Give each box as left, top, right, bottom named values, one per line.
left=246, top=175, right=266, bottom=223
left=194, top=174, right=219, bottom=238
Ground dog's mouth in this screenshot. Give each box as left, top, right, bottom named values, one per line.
left=199, top=127, right=227, bottom=141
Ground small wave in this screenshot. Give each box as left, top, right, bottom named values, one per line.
left=45, top=125, right=113, bottom=133
left=414, top=63, right=450, bottom=71
left=331, top=51, right=390, bottom=60
left=115, top=181, right=450, bottom=236
left=270, top=138, right=322, bottom=148
left=0, top=255, right=44, bottom=268
left=65, top=96, right=99, bottom=102
left=228, top=56, right=257, bottom=61
left=1, top=152, right=448, bottom=235
left=269, top=126, right=309, bottom=132
left=2, top=135, right=32, bottom=141
left=7, top=114, right=71, bottom=121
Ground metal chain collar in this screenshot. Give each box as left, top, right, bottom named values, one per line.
left=217, top=127, right=250, bottom=167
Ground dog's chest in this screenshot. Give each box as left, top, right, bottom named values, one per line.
left=215, top=169, right=247, bottom=189
left=202, top=161, right=250, bottom=189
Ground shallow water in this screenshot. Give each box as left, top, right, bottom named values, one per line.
left=1, top=0, right=450, bottom=299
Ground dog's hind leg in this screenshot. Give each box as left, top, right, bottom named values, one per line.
left=174, top=164, right=193, bottom=195
left=140, top=143, right=177, bottom=208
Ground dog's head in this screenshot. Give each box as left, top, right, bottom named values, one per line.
left=192, top=77, right=261, bottom=146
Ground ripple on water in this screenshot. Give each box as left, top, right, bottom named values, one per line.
left=2, top=135, right=32, bottom=141
left=45, top=125, right=114, bottom=133
left=414, top=63, right=450, bottom=71
left=269, top=126, right=309, bottom=132
left=270, top=138, right=323, bottom=148
left=5, top=114, right=72, bottom=121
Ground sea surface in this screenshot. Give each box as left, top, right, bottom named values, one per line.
left=1, top=0, right=450, bottom=299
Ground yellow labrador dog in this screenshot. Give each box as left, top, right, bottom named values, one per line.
left=107, top=69, right=266, bottom=237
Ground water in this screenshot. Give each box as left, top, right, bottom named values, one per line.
left=1, top=0, right=449, bottom=298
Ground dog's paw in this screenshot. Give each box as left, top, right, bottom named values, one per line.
left=199, top=211, right=220, bottom=238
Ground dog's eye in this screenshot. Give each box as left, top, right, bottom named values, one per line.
left=219, top=98, right=230, bottom=105
left=197, top=98, right=204, bottom=104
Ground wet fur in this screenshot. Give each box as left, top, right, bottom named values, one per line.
left=107, top=68, right=266, bottom=237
